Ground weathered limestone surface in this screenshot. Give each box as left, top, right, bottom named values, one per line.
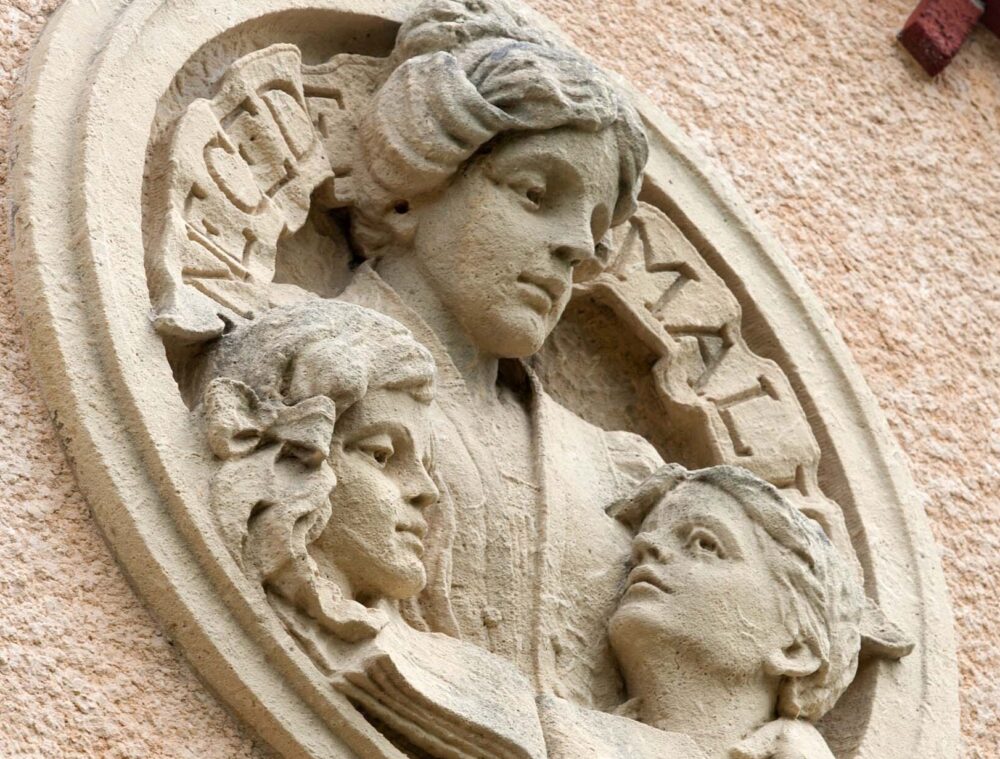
left=1, top=0, right=996, bottom=756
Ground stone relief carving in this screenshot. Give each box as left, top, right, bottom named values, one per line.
left=10, top=0, right=960, bottom=756
left=608, top=465, right=862, bottom=759
left=154, top=0, right=907, bottom=751
left=199, top=297, right=854, bottom=758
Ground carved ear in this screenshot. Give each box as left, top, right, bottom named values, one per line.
left=765, top=638, right=822, bottom=679
left=204, top=377, right=271, bottom=460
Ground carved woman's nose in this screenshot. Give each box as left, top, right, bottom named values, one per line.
left=632, top=532, right=672, bottom=565
left=551, top=237, right=594, bottom=269
left=549, top=205, right=598, bottom=269
left=406, top=464, right=440, bottom=510
left=550, top=230, right=597, bottom=269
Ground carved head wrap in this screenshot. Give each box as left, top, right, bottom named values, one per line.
left=350, top=0, right=648, bottom=252
left=610, top=464, right=864, bottom=723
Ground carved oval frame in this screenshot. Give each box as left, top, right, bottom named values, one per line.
left=11, top=0, right=959, bottom=757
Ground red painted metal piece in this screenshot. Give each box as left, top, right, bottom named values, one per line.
left=899, top=0, right=984, bottom=75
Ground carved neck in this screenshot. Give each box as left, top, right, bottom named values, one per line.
left=618, top=646, right=777, bottom=759
left=375, top=254, right=501, bottom=398
left=309, top=548, right=357, bottom=601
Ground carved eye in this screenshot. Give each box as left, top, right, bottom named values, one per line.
left=524, top=186, right=545, bottom=207
left=686, top=528, right=725, bottom=559
left=358, top=443, right=393, bottom=467
left=278, top=442, right=323, bottom=468
left=350, top=431, right=398, bottom=469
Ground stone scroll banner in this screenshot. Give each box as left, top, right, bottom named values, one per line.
left=147, top=45, right=333, bottom=338
left=10, top=0, right=959, bottom=758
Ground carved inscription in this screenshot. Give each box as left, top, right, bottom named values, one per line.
left=581, top=202, right=819, bottom=487
left=147, top=45, right=333, bottom=338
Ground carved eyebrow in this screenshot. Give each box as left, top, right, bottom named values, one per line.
left=524, top=151, right=621, bottom=214
left=342, top=421, right=410, bottom=448
left=664, top=510, right=745, bottom=560
left=492, top=149, right=581, bottom=185
left=343, top=420, right=437, bottom=469
left=534, top=153, right=585, bottom=184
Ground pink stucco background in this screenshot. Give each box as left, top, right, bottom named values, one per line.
left=2, top=0, right=997, bottom=756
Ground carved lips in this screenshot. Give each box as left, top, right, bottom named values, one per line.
left=395, top=521, right=427, bottom=559
left=624, top=564, right=674, bottom=596
left=516, top=272, right=566, bottom=314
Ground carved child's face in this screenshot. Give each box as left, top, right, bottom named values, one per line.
left=315, top=388, right=438, bottom=603
left=406, top=127, right=620, bottom=358
left=609, top=481, right=789, bottom=680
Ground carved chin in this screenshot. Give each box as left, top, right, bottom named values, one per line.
left=469, top=308, right=553, bottom=358
left=609, top=597, right=673, bottom=650
left=383, top=564, right=427, bottom=601
left=500, top=333, right=548, bottom=359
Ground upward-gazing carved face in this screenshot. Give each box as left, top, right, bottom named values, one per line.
left=609, top=482, right=790, bottom=680
left=406, top=127, right=621, bottom=358
left=314, top=388, right=438, bottom=603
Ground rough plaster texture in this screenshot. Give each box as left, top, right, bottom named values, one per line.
left=1, top=0, right=996, bottom=757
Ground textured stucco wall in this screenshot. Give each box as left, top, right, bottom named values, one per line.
left=2, top=0, right=997, bottom=756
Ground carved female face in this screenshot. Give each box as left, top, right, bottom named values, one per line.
left=315, top=388, right=439, bottom=603
left=609, top=481, right=790, bottom=680
left=404, top=126, right=621, bottom=358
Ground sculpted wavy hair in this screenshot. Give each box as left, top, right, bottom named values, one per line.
left=199, top=301, right=439, bottom=639
left=349, top=0, right=648, bottom=255
left=609, top=464, right=864, bottom=723
left=204, top=300, right=435, bottom=409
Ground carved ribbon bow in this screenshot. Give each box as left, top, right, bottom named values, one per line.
left=204, top=377, right=338, bottom=578
left=204, top=377, right=338, bottom=465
